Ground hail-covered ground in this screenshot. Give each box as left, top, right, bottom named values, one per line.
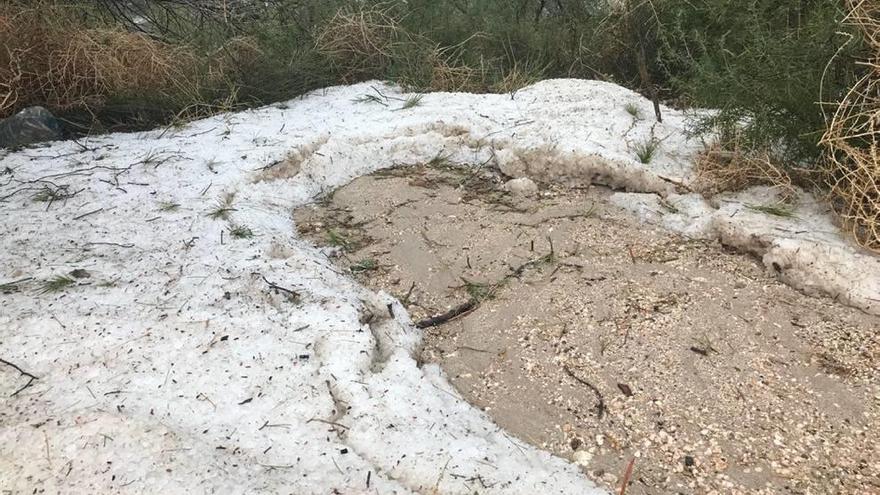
left=1, top=80, right=877, bottom=494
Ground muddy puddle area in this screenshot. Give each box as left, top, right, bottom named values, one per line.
left=293, top=164, right=880, bottom=494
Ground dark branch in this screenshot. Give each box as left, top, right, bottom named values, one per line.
left=1, top=358, right=39, bottom=397
left=415, top=300, right=477, bottom=329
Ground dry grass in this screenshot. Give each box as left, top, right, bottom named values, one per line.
left=315, top=4, right=491, bottom=94
left=694, top=144, right=797, bottom=202
left=428, top=58, right=485, bottom=92
left=396, top=42, right=489, bottom=93
left=314, top=4, right=401, bottom=82
left=0, top=3, right=200, bottom=119
left=491, top=60, right=545, bottom=95
left=820, top=1, right=880, bottom=252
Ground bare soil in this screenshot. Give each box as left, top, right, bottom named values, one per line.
left=294, top=164, right=880, bottom=495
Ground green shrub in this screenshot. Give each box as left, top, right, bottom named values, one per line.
left=2, top=0, right=864, bottom=167
left=653, top=0, right=862, bottom=164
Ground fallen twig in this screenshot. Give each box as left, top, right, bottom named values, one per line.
left=84, top=242, right=135, bottom=248
left=457, top=345, right=491, bottom=354
left=563, top=364, right=606, bottom=419
left=306, top=417, right=350, bottom=430
left=1, top=358, right=38, bottom=397
left=73, top=207, right=104, bottom=220
left=260, top=275, right=300, bottom=302
left=401, top=281, right=416, bottom=306
left=415, top=300, right=477, bottom=329
left=258, top=420, right=292, bottom=431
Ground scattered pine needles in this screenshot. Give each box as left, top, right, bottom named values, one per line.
left=229, top=224, right=254, bottom=238
left=38, top=275, right=75, bottom=294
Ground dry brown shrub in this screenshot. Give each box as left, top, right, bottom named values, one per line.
left=314, top=4, right=401, bottom=82
left=492, top=66, right=537, bottom=95
left=212, top=36, right=263, bottom=75
left=430, top=62, right=484, bottom=92
left=694, top=144, right=797, bottom=202
left=0, top=3, right=200, bottom=119
left=414, top=47, right=487, bottom=93
left=315, top=4, right=487, bottom=93
left=490, top=58, right=548, bottom=95
left=820, top=1, right=880, bottom=252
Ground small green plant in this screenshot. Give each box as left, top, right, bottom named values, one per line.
left=39, top=275, right=75, bottom=294
left=536, top=252, right=557, bottom=265
left=399, top=94, right=424, bottom=110
left=463, top=280, right=496, bottom=302
left=634, top=138, right=660, bottom=164
left=139, top=149, right=164, bottom=166
left=353, top=94, right=388, bottom=106
left=229, top=224, right=254, bottom=238
left=326, top=229, right=350, bottom=249
left=207, top=192, right=236, bottom=220
left=746, top=203, right=796, bottom=218
left=426, top=151, right=451, bottom=168
left=350, top=258, right=379, bottom=274
left=624, top=103, right=642, bottom=119
left=158, top=201, right=180, bottom=212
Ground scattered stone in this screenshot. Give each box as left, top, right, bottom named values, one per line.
left=0, top=106, right=63, bottom=149
left=504, top=177, right=539, bottom=197
left=572, top=450, right=593, bottom=467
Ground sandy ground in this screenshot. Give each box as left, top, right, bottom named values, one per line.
left=295, top=165, right=880, bottom=494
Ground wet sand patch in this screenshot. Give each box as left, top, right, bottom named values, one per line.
left=294, top=164, right=880, bottom=494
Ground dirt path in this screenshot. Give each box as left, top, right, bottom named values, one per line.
left=294, top=164, right=880, bottom=494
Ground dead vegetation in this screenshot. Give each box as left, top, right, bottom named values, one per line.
left=688, top=0, right=880, bottom=252
left=314, top=5, right=401, bottom=83
left=0, top=3, right=200, bottom=120
left=314, top=4, right=537, bottom=95
left=425, top=53, right=487, bottom=93
left=820, top=1, right=880, bottom=252
left=694, top=144, right=797, bottom=202
left=0, top=1, right=541, bottom=132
